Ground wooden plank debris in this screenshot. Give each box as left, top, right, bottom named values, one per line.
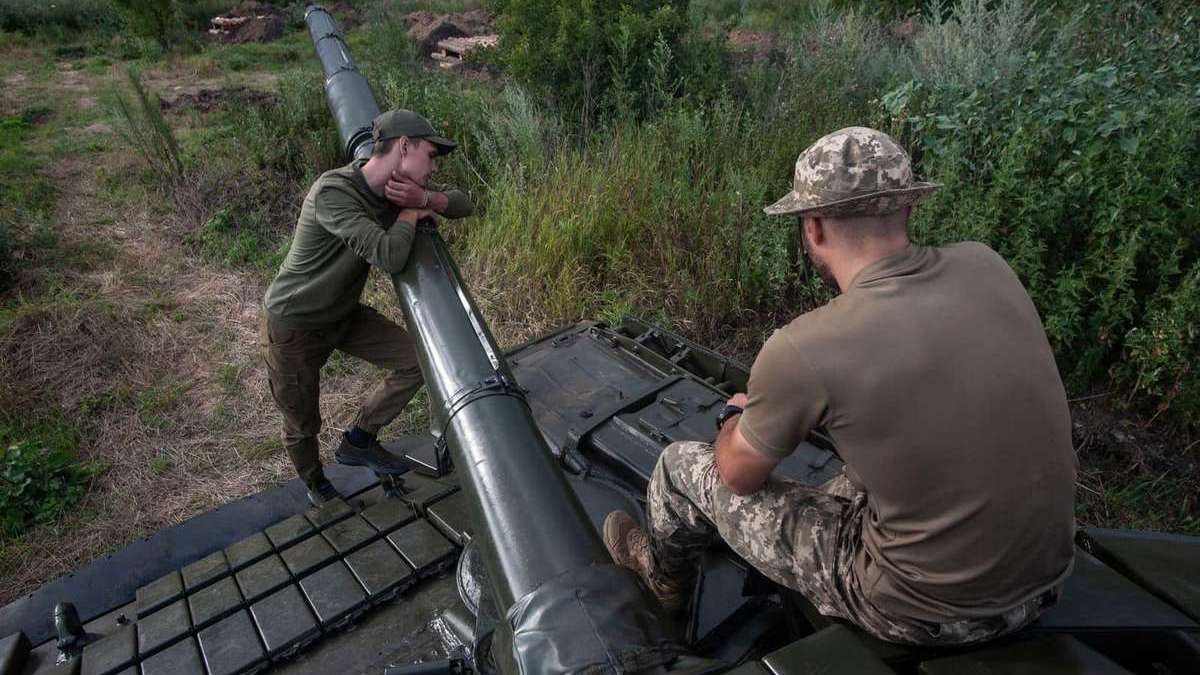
left=430, top=35, right=498, bottom=68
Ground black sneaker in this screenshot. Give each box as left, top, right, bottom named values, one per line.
left=334, top=433, right=410, bottom=475
left=306, top=476, right=343, bottom=506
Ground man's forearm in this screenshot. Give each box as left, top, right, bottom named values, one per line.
left=433, top=189, right=473, bottom=218
left=714, top=414, right=780, bottom=496
left=713, top=415, right=741, bottom=483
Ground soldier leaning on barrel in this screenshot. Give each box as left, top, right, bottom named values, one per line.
left=260, top=110, right=471, bottom=506
left=605, top=127, right=1078, bottom=646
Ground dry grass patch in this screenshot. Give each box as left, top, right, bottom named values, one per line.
left=0, top=109, right=425, bottom=605
left=0, top=67, right=286, bottom=601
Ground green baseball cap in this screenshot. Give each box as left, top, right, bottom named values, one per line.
left=371, top=109, right=457, bottom=156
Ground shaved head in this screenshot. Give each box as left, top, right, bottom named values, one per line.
left=812, top=208, right=911, bottom=246
left=799, top=206, right=914, bottom=293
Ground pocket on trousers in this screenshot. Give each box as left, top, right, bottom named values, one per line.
left=268, top=323, right=303, bottom=347
left=268, top=370, right=304, bottom=415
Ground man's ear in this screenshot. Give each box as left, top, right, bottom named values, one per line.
left=805, top=216, right=826, bottom=247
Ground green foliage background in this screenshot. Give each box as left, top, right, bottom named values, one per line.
left=886, top=1, right=1200, bottom=425
left=0, top=0, right=250, bottom=47
left=491, top=0, right=728, bottom=123
left=473, top=0, right=1200, bottom=427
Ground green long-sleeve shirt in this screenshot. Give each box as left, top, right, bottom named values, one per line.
left=264, top=159, right=472, bottom=328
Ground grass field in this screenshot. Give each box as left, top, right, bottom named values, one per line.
left=0, top=0, right=1196, bottom=603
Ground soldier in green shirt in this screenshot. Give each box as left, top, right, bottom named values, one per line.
left=261, top=110, right=473, bottom=505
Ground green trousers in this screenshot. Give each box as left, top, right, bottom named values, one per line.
left=259, top=305, right=423, bottom=485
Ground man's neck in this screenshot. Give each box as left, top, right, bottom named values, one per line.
left=834, top=237, right=912, bottom=291
left=360, top=157, right=389, bottom=196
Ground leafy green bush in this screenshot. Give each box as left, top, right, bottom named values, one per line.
left=0, top=439, right=97, bottom=538
left=1, top=0, right=237, bottom=46
left=340, top=0, right=888, bottom=335
left=112, top=0, right=172, bottom=45
left=906, top=0, right=1039, bottom=89
left=886, top=1, right=1200, bottom=425
left=462, top=0, right=1200, bottom=426
left=422, top=2, right=889, bottom=332
left=0, top=0, right=121, bottom=37
left=492, top=0, right=715, bottom=123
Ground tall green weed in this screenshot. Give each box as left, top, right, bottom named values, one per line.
left=235, top=72, right=342, bottom=187
left=109, top=67, right=184, bottom=186
left=112, top=0, right=176, bottom=47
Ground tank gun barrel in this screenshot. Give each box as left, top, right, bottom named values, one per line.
left=306, top=6, right=377, bottom=160
left=304, top=7, right=673, bottom=670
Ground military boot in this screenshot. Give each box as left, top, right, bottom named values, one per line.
left=306, top=474, right=343, bottom=506
left=603, top=510, right=684, bottom=612
left=334, top=432, right=410, bottom=475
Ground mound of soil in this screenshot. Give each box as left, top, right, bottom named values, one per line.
left=160, top=87, right=280, bottom=113
left=325, top=1, right=362, bottom=29
left=209, top=1, right=285, bottom=44
left=405, top=9, right=494, bottom=57
left=727, top=28, right=782, bottom=64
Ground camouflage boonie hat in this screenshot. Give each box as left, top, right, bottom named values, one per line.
left=764, top=127, right=939, bottom=217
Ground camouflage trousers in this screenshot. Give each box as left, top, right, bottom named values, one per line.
left=260, top=305, right=423, bottom=485
left=647, top=441, right=1055, bottom=646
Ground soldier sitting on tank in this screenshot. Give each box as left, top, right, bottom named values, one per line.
left=604, top=127, right=1077, bottom=646
left=260, top=109, right=472, bottom=506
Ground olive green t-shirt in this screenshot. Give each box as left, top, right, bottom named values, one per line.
left=739, top=242, right=1076, bottom=622
left=263, top=160, right=472, bottom=328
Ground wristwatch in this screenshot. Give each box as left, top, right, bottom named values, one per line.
left=715, top=404, right=744, bottom=430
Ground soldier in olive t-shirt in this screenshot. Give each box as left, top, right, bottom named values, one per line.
left=740, top=241, right=1076, bottom=622
left=604, top=127, right=1076, bottom=646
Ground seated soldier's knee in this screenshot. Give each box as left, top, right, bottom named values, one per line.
left=657, top=441, right=688, bottom=474
left=656, top=440, right=714, bottom=479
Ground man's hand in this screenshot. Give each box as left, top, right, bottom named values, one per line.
left=386, top=174, right=450, bottom=213
left=715, top=392, right=780, bottom=496
left=385, top=174, right=428, bottom=208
